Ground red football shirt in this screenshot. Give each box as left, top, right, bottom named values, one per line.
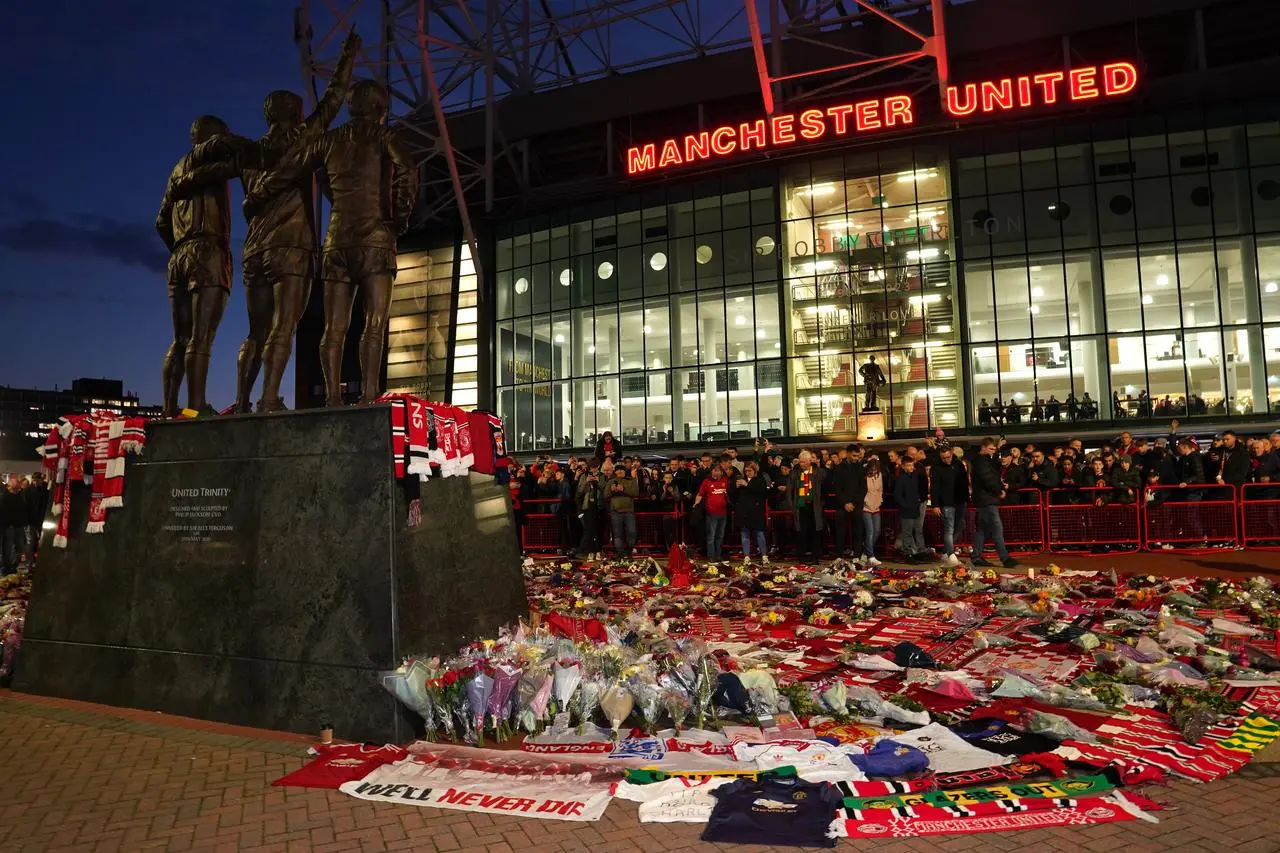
left=272, top=744, right=407, bottom=789
left=698, top=478, right=730, bottom=516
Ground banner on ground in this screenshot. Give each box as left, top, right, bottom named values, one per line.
left=339, top=759, right=613, bottom=821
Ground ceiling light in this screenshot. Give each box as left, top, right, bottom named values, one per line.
left=1267, top=281, right=1279, bottom=293
left=1142, top=294, right=1153, bottom=305
left=735, top=296, right=745, bottom=302
left=587, top=345, right=596, bottom=354
left=642, top=325, right=652, bottom=334
left=906, top=248, right=941, bottom=260
left=798, top=183, right=836, bottom=196
left=801, top=260, right=836, bottom=274
left=935, top=324, right=952, bottom=333
left=1029, top=305, right=1041, bottom=314
left=735, top=315, right=746, bottom=326
left=1031, top=286, right=1044, bottom=298
left=896, top=169, right=938, bottom=183
left=1156, top=273, right=1169, bottom=286
left=1030, top=265, right=1043, bottom=273
left=757, top=329, right=767, bottom=339
left=554, top=334, right=564, bottom=343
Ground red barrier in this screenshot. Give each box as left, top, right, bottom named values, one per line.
left=1045, top=487, right=1141, bottom=554
left=1241, top=483, right=1280, bottom=550
left=519, top=499, right=563, bottom=554
left=1142, top=484, right=1239, bottom=552
left=923, top=490, right=1046, bottom=557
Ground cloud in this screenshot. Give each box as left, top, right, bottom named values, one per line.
left=0, top=288, right=128, bottom=305
left=0, top=215, right=169, bottom=274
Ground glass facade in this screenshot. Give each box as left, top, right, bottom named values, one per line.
left=488, top=105, right=1280, bottom=451
left=389, top=241, right=479, bottom=407
left=957, top=111, right=1279, bottom=425
left=494, top=174, right=784, bottom=451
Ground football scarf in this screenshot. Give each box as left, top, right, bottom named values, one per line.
left=1216, top=714, right=1280, bottom=753
left=839, top=773, right=1115, bottom=814
left=834, top=791, right=1159, bottom=839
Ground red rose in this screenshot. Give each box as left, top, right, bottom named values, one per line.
left=443, top=670, right=459, bottom=686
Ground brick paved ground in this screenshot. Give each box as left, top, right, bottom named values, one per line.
left=2, top=691, right=1278, bottom=853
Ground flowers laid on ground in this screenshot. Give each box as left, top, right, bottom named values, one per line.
left=381, top=557, right=1280, bottom=747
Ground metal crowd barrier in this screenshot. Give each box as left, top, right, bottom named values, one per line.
left=1045, top=487, right=1142, bottom=554
left=1142, top=484, right=1239, bottom=552
left=1241, top=482, right=1280, bottom=550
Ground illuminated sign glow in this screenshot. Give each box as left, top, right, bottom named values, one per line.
left=626, top=95, right=914, bottom=176
left=944, top=61, right=1138, bottom=117
left=625, top=61, right=1138, bottom=177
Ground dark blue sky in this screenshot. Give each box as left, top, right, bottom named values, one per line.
left=0, top=2, right=307, bottom=406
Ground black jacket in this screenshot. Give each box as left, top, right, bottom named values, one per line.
left=893, top=469, right=927, bottom=519
left=828, top=460, right=866, bottom=509
left=1000, top=462, right=1026, bottom=505
left=1178, top=451, right=1206, bottom=485
left=929, top=458, right=969, bottom=508
left=734, top=475, right=770, bottom=530
left=972, top=454, right=1004, bottom=507
left=1109, top=466, right=1142, bottom=503
left=0, top=488, right=26, bottom=529
left=1218, top=445, right=1252, bottom=487
left=1025, top=461, right=1060, bottom=491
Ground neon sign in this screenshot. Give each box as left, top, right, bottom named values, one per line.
left=625, top=61, right=1138, bottom=177
left=944, top=62, right=1137, bottom=117
left=626, top=95, right=914, bottom=176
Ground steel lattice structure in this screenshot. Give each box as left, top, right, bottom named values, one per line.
left=294, top=0, right=962, bottom=277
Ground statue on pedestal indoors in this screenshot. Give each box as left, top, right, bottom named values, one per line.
left=156, top=116, right=237, bottom=417
left=175, top=30, right=362, bottom=413
left=246, top=79, right=418, bottom=406
left=859, top=354, right=887, bottom=413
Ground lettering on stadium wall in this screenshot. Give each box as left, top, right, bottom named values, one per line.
left=626, top=61, right=1138, bottom=177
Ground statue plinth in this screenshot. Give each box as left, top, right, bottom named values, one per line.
left=858, top=411, right=887, bottom=442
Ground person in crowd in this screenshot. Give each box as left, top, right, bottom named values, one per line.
left=1, top=475, right=30, bottom=570
left=1109, top=453, right=1141, bottom=504
left=25, top=472, right=48, bottom=561
left=929, top=442, right=968, bottom=567
left=860, top=455, right=885, bottom=567
left=1216, top=430, right=1251, bottom=493
left=1082, top=456, right=1109, bottom=504
left=694, top=464, right=731, bottom=562
left=1045, top=395, right=1062, bottom=422
left=787, top=450, right=825, bottom=564
left=1025, top=448, right=1059, bottom=502
left=999, top=448, right=1025, bottom=505
left=893, top=457, right=928, bottom=562
left=971, top=438, right=1018, bottom=569
left=606, top=464, right=639, bottom=558
left=734, top=461, right=770, bottom=566
left=655, top=470, right=682, bottom=551
left=1056, top=456, right=1083, bottom=503
left=829, top=444, right=864, bottom=558
left=574, top=460, right=606, bottom=560
left=595, top=430, right=621, bottom=463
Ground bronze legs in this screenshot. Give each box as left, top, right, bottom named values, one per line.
left=258, top=274, right=311, bottom=411
left=320, top=272, right=392, bottom=406
left=236, top=284, right=273, bottom=413
left=168, top=286, right=227, bottom=414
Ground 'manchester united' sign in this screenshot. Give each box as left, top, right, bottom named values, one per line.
left=626, top=61, right=1139, bottom=176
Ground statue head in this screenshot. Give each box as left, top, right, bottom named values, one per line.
left=263, top=90, right=305, bottom=130
left=348, top=79, right=390, bottom=121
left=189, top=115, right=229, bottom=145
left=868, top=354, right=877, bottom=362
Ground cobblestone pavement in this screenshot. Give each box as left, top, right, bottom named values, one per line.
left=3, top=691, right=1278, bottom=853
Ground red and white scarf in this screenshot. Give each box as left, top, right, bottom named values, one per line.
left=42, top=412, right=147, bottom=546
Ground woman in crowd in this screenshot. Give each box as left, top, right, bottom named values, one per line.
left=860, top=456, right=885, bottom=568
left=734, top=461, right=770, bottom=565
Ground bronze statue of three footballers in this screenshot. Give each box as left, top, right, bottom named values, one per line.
left=155, top=27, right=418, bottom=415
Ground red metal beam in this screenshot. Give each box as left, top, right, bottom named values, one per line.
left=743, top=0, right=775, bottom=115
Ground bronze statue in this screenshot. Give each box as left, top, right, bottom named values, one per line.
left=156, top=116, right=236, bottom=416
left=859, top=354, right=887, bottom=412
left=181, top=30, right=361, bottom=413
left=247, top=79, right=418, bottom=406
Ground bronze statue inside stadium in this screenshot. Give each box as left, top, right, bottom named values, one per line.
left=247, top=77, right=418, bottom=406
left=156, top=115, right=236, bottom=417
left=860, top=354, right=887, bottom=413
left=177, top=29, right=362, bottom=413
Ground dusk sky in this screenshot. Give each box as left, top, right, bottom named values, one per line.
left=0, top=3, right=314, bottom=406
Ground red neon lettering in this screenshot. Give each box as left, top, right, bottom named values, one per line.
left=1032, top=72, right=1064, bottom=104
left=980, top=79, right=1014, bottom=112
left=798, top=109, right=826, bottom=140
left=684, top=132, right=710, bottom=163
left=739, top=119, right=767, bottom=152
left=1068, top=66, right=1099, bottom=100
left=710, top=126, right=736, bottom=155
left=658, top=138, right=683, bottom=168
left=945, top=84, right=978, bottom=116
left=827, top=104, right=854, bottom=135
left=626, top=144, right=656, bottom=175
left=1016, top=76, right=1033, bottom=107
left=770, top=114, right=796, bottom=145
left=1103, top=61, right=1138, bottom=95
left=884, top=95, right=913, bottom=126
left=854, top=100, right=881, bottom=131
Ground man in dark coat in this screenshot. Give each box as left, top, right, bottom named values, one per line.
left=970, top=439, right=1017, bottom=569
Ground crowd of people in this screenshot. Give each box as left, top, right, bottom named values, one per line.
left=0, top=473, right=47, bottom=572
left=509, top=423, right=1280, bottom=565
